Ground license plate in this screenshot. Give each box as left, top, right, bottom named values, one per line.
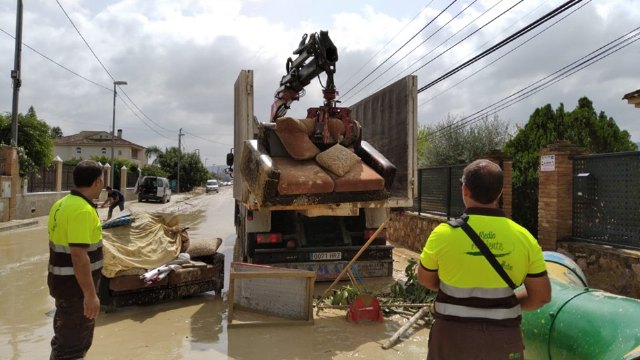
left=310, top=252, right=342, bottom=261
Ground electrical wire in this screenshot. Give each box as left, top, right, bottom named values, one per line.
left=340, top=0, right=460, bottom=99
left=344, top=0, right=512, bottom=105
left=55, top=0, right=176, bottom=139
left=426, top=26, right=640, bottom=140
left=338, top=0, right=437, bottom=90
left=417, top=0, right=584, bottom=93
left=182, top=130, right=232, bottom=147
left=55, top=0, right=115, bottom=82
left=0, top=27, right=111, bottom=91
left=340, top=0, right=482, bottom=104
left=420, top=1, right=557, bottom=106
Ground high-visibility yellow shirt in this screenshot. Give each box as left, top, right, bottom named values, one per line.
left=47, top=190, right=103, bottom=299
left=420, top=208, right=547, bottom=288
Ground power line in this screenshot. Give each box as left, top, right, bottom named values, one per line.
left=338, top=0, right=437, bottom=90
left=420, top=0, right=590, bottom=107
left=407, top=0, right=525, bottom=84
left=55, top=0, right=115, bottom=82
left=348, top=0, right=513, bottom=104
left=115, top=94, right=174, bottom=140
left=340, top=0, right=459, bottom=99
left=426, top=26, right=640, bottom=140
left=0, top=27, right=111, bottom=91
left=340, top=0, right=481, bottom=104
left=117, top=89, right=176, bottom=133
left=417, top=0, right=584, bottom=93
left=182, top=129, right=232, bottom=147
left=55, top=0, right=177, bottom=140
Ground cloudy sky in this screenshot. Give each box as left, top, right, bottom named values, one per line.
left=0, top=0, right=638, bottom=167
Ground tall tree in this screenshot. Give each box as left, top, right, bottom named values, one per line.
left=50, top=126, right=63, bottom=139
left=146, top=147, right=209, bottom=192
left=420, top=114, right=511, bottom=166
left=504, top=97, right=637, bottom=236
left=0, top=106, right=54, bottom=177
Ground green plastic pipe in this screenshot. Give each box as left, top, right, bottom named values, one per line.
left=522, top=252, right=640, bottom=360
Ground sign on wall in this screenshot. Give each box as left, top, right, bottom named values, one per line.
left=541, top=155, right=556, bottom=172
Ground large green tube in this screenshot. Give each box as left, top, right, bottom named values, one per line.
left=522, top=252, right=640, bottom=360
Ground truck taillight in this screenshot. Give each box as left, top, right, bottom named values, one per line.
left=364, top=228, right=387, bottom=240
left=256, top=233, right=283, bottom=244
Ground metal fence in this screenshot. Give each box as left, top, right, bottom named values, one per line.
left=127, top=171, right=139, bottom=188
left=413, top=164, right=466, bottom=219
left=573, top=151, right=640, bottom=249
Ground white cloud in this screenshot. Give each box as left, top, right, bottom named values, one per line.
left=0, top=0, right=638, bottom=167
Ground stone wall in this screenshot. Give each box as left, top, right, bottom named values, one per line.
left=558, top=241, right=640, bottom=299
left=387, top=211, right=445, bottom=253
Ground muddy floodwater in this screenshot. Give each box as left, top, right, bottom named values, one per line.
left=0, top=188, right=429, bottom=359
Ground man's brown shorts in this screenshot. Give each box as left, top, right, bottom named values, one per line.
left=427, top=318, right=524, bottom=360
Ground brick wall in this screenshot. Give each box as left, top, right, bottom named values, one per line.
left=537, top=142, right=586, bottom=250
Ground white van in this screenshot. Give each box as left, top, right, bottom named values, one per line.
left=137, top=176, right=172, bottom=203
left=206, top=179, right=219, bottom=193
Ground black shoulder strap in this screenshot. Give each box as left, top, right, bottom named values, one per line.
left=449, top=214, right=517, bottom=290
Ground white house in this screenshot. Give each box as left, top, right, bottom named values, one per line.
left=53, top=129, right=148, bottom=166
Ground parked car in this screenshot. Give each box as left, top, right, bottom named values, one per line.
left=206, top=179, right=219, bottom=193
left=137, top=176, right=172, bottom=203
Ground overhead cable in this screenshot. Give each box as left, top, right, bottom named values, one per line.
left=420, top=1, right=562, bottom=106
left=341, top=0, right=481, bottom=104
left=338, top=0, right=437, bottom=90
left=417, top=0, right=584, bottom=93
left=340, top=0, right=459, bottom=99
left=426, top=26, right=640, bottom=140
left=348, top=0, right=512, bottom=104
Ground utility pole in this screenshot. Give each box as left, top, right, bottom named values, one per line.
left=177, top=128, right=184, bottom=193
left=10, top=0, right=23, bottom=146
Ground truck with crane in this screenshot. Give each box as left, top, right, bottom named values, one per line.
left=228, top=31, right=417, bottom=280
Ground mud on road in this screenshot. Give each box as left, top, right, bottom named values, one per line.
left=0, top=188, right=430, bottom=359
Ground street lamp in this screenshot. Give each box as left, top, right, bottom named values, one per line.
left=111, top=80, right=127, bottom=188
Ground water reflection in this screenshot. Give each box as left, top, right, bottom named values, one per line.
left=0, top=191, right=428, bottom=359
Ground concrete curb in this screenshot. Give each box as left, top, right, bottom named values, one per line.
left=0, top=220, right=39, bottom=233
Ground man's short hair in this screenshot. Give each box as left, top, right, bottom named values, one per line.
left=73, top=160, right=103, bottom=188
left=462, top=159, right=503, bottom=204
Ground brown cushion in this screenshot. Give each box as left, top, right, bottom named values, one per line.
left=330, top=161, right=385, bottom=192
left=315, top=144, right=361, bottom=177
left=109, top=274, right=168, bottom=291
left=168, top=265, right=216, bottom=285
left=272, top=157, right=334, bottom=195
left=275, top=117, right=320, bottom=160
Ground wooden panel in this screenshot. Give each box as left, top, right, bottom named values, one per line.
left=234, top=70, right=255, bottom=203
left=228, top=262, right=315, bottom=327
left=349, top=76, right=417, bottom=206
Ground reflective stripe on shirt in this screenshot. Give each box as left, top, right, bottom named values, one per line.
left=440, top=282, right=514, bottom=299
left=435, top=301, right=522, bottom=320
left=48, top=260, right=104, bottom=276
left=435, top=281, right=521, bottom=323
left=49, top=241, right=103, bottom=254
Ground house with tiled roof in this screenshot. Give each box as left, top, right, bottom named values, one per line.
left=623, top=88, right=640, bottom=109
left=53, top=129, right=148, bottom=166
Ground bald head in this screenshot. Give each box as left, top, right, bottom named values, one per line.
left=462, top=159, right=503, bottom=205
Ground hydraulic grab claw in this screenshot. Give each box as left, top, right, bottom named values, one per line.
left=271, top=30, right=360, bottom=148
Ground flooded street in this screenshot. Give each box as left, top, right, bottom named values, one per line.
left=0, top=187, right=429, bottom=359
